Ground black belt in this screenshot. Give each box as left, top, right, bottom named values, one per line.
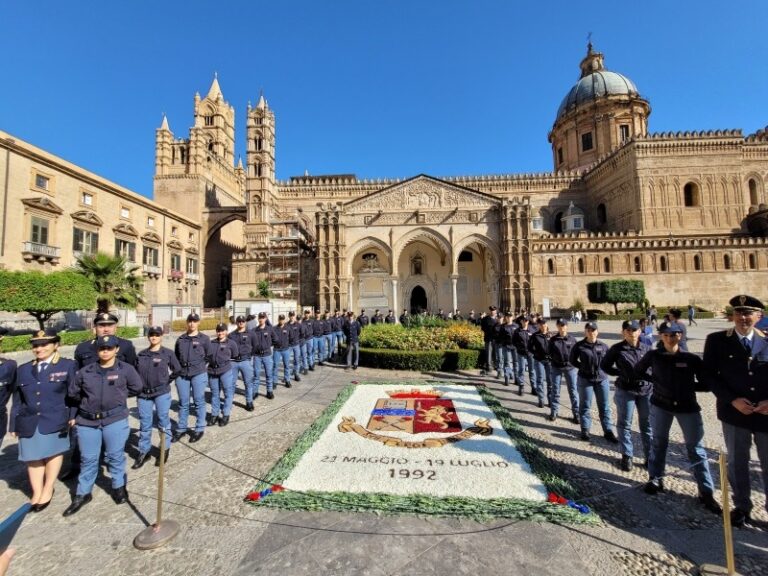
left=78, top=407, right=124, bottom=421
left=234, top=356, right=251, bottom=362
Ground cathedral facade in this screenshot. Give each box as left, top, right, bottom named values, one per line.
left=152, top=44, right=768, bottom=314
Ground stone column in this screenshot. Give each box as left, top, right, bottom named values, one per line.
left=391, top=278, right=399, bottom=322
left=347, top=279, right=354, bottom=311
left=451, top=274, right=459, bottom=314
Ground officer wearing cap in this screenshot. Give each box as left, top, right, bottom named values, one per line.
left=252, top=312, right=275, bottom=403
left=512, top=315, right=532, bottom=396
left=322, top=311, right=335, bottom=362
left=63, top=334, right=143, bottom=516
left=229, top=315, right=258, bottom=413
left=548, top=318, right=580, bottom=423
left=299, top=310, right=314, bottom=373
left=570, top=321, right=618, bottom=443
left=206, top=324, right=240, bottom=429
left=173, top=313, right=210, bottom=443
left=74, top=312, right=137, bottom=369
left=602, top=319, right=652, bottom=471
left=133, top=326, right=181, bottom=469
left=527, top=318, right=552, bottom=409
left=491, top=314, right=508, bottom=380
left=358, top=309, right=369, bottom=328
left=497, top=312, right=518, bottom=386
left=271, top=314, right=293, bottom=388
left=9, top=329, right=76, bottom=512
left=334, top=310, right=346, bottom=357
left=312, top=310, right=327, bottom=366
left=343, top=311, right=362, bottom=370
left=635, top=322, right=721, bottom=514
left=703, top=294, right=768, bottom=527
left=480, top=306, right=499, bottom=376
left=287, top=312, right=303, bottom=382
left=0, top=327, right=17, bottom=448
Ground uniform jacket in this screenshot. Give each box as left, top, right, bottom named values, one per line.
left=206, top=338, right=240, bottom=376
left=135, top=346, right=181, bottom=398
left=343, top=319, right=362, bottom=343
left=548, top=334, right=577, bottom=368
left=69, top=360, right=143, bottom=427
left=10, top=354, right=76, bottom=438
left=492, top=323, right=506, bottom=345
left=634, top=348, right=705, bottom=413
left=500, top=323, right=517, bottom=347
left=228, top=329, right=258, bottom=360
left=0, top=357, right=17, bottom=413
left=253, top=325, right=275, bottom=356
left=528, top=331, right=551, bottom=362
left=358, top=314, right=369, bottom=327
left=703, top=328, right=768, bottom=432
left=569, top=339, right=609, bottom=382
left=601, top=340, right=652, bottom=395
left=174, top=332, right=211, bottom=377
left=322, top=318, right=332, bottom=335
left=512, top=327, right=531, bottom=356
left=300, top=319, right=314, bottom=342
left=287, top=321, right=302, bottom=346
left=312, top=319, right=325, bottom=337
left=272, top=324, right=291, bottom=351
left=480, top=315, right=498, bottom=342
left=74, top=336, right=137, bottom=369
left=384, top=315, right=396, bottom=324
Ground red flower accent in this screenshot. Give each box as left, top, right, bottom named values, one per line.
left=272, top=485, right=285, bottom=493
left=557, top=496, right=568, bottom=505
left=244, top=491, right=261, bottom=502
left=547, top=492, right=559, bottom=503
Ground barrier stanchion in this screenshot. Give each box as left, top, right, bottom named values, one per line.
left=700, top=449, right=739, bottom=576
left=134, top=427, right=180, bottom=550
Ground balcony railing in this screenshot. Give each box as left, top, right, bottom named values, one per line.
left=186, top=272, right=199, bottom=281
left=22, top=241, right=60, bottom=261
left=143, top=264, right=162, bottom=276
left=169, top=269, right=184, bottom=281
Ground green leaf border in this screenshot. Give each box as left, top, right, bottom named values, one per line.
left=247, top=379, right=597, bottom=523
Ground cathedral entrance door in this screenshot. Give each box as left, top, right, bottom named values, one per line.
left=410, top=285, right=427, bottom=313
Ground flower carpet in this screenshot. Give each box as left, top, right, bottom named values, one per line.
left=246, top=380, right=594, bottom=522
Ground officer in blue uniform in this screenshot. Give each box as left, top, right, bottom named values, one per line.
left=10, top=329, right=76, bottom=512
left=703, top=294, right=768, bottom=527
left=272, top=315, right=293, bottom=387
left=287, top=311, right=302, bottom=382
left=0, top=327, right=17, bottom=448
left=333, top=310, right=345, bottom=358
left=343, top=311, right=362, bottom=370
left=323, top=312, right=335, bottom=363
left=313, top=310, right=327, bottom=366
left=207, top=324, right=240, bottom=428
left=300, top=310, right=314, bottom=373
left=173, top=313, right=210, bottom=443
left=252, top=312, right=275, bottom=402
left=548, top=318, right=579, bottom=423
left=229, top=315, right=257, bottom=411
left=358, top=309, right=369, bottom=329
left=64, top=335, right=143, bottom=516
left=480, top=306, right=498, bottom=375
left=498, top=313, right=517, bottom=386
left=512, top=316, right=532, bottom=396
left=528, top=318, right=551, bottom=409
left=133, top=326, right=181, bottom=469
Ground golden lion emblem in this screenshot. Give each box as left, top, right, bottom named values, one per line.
left=417, top=405, right=451, bottom=430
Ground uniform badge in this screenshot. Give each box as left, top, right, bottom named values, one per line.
left=739, top=295, right=747, bottom=306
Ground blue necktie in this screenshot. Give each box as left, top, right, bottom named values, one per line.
left=742, top=337, right=751, bottom=353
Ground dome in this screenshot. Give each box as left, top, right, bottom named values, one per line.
left=556, top=45, right=641, bottom=120
left=564, top=201, right=584, bottom=217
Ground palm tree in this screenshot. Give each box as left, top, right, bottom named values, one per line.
left=73, top=252, right=145, bottom=314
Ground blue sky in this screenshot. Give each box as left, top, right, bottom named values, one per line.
left=1, top=1, right=766, bottom=198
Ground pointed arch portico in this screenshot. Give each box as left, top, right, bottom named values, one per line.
left=392, top=226, right=452, bottom=269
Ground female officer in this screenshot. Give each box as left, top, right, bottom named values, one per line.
left=63, top=335, right=143, bottom=516
left=9, top=329, right=76, bottom=512
left=207, top=323, right=240, bottom=429
left=133, top=326, right=181, bottom=469
left=173, top=313, right=210, bottom=443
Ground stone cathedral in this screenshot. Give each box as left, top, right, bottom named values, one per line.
left=153, top=45, right=768, bottom=314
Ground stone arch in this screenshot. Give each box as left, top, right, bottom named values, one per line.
left=203, top=211, right=246, bottom=307
left=346, top=236, right=392, bottom=276
left=452, top=233, right=500, bottom=275
left=392, top=226, right=452, bottom=269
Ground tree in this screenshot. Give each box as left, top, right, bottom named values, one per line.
left=73, top=252, right=145, bottom=314
left=256, top=279, right=273, bottom=299
left=587, top=279, right=646, bottom=315
left=0, top=270, right=96, bottom=330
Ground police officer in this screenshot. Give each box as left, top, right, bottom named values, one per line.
left=229, top=315, right=257, bottom=409
left=528, top=318, right=551, bottom=409
left=271, top=314, right=293, bottom=387
left=498, top=312, right=517, bottom=386
left=602, top=319, right=652, bottom=471
left=343, top=311, right=362, bottom=370
left=64, top=335, right=143, bottom=516
left=492, top=314, right=508, bottom=380
left=548, top=318, right=579, bottom=423
left=370, top=309, right=381, bottom=325
left=512, top=315, right=532, bottom=397
left=0, top=327, right=17, bottom=448
left=358, top=309, right=369, bottom=328
left=9, top=329, right=75, bottom=512
left=635, top=323, right=721, bottom=514
left=173, top=313, right=210, bottom=443
left=301, top=309, right=315, bottom=372
left=570, top=321, right=618, bottom=443
left=286, top=311, right=303, bottom=382
left=312, top=310, right=327, bottom=367
left=480, top=306, right=498, bottom=376
left=133, top=325, right=181, bottom=469
left=322, top=312, right=334, bottom=363
left=703, top=294, right=768, bottom=526
left=399, top=309, right=410, bottom=326
left=74, top=312, right=137, bottom=369
left=252, top=312, right=275, bottom=402
left=334, top=310, right=346, bottom=356
left=207, top=324, right=240, bottom=428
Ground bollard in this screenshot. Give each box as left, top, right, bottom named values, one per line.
left=134, top=427, right=180, bottom=550
left=700, top=450, right=739, bottom=576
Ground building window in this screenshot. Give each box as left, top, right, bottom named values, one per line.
left=143, top=246, right=159, bottom=266
left=660, top=256, right=667, bottom=272
left=620, top=125, right=630, bottom=142
left=81, top=192, right=93, bottom=206
left=114, top=239, right=136, bottom=262
left=170, top=253, right=181, bottom=271
left=120, top=207, right=131, bottom=220
left=416, top=213, right=426, bottom=224
left=557, top=147, right=563, bottom=165
left=171, top=226, right=178, bottom=237
left=364, top=215, right=372, bottom=225
left=597, top=204, right=607, bottom=225
left=531, top=217, right=543, bottom=231
left=35, top=174, right=50, bottom=190
left=693, top=254, right=702, bottom=271
left=748, top=179, right=758, bottom=205
left=186, top=258, right=198, bottom=274
left=723, top=254, right=731, bottom=270
left=204, top=115, right=214, bottom=126
left=572, top=216, right=583, bottom=229
left=254, top=137, right=263, bottom=151
left=577, top=258, right=585, bottom=274
left=553, top=212, right=564, bottom=234
left=30, top=216, right=49, bottom=245
left=748, top=253, right=757, bottom=270
left=547, top=259, right=555, bottom=274
left=684, top=182, right=701, bottom=207
left=633, top=256, right=641, bottom=272
left=73, top=228, right=98, bottom=254
left=469, top=212, right=479, bottom=222
left=188, top=232, right=195, bottom=242
left=581, top=132, right=593, bottom=152
left=603, top=257, right=611, bottom=273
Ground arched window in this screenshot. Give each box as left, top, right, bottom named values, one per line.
left=603, top=257, right=611, bottom=273
left=749, top=179, right=758, bottom=205
left=723, top=254, right=731, bottom=270
left=684, top=182, right=701, bottom=207
left=597, top=204, right=607, bottom=225
left=547, top=258, right=555, bottom=274
left=577, top=258, right=585, bottom=274
left=693, top=254, right=702, bottom=271
left=633, top=256, right=641, bottom=272
left=660, top=256, right=667, bottom=272
left=553, top=212, right=564, bottom=234
left=749, top=253, right=757, bottom=270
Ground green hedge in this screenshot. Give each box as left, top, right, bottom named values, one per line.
left=356, top=347, right=481, bottom=371
left=1, top=327, right=140, bottom=353
left=171, top=317, right=222, bottom=331
left=593, top=311, right=715, bottom=321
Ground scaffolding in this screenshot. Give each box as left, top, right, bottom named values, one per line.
left=267, top=218, right=314, bottom=304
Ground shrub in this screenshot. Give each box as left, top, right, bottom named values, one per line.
left=1, top=326, right=140, bottom=353
left=443, top=323, right=484, bottom=349
left=357, top=348, right=481, bottom=371
left=359, top=323, right=485, bottom=352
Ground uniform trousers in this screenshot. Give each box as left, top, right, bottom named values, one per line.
left=550, top=366, right=579, bottom=416
left=231, top=359, right=255, bottom=404
left=253, top=354, right=274, bottom=394
left=313, top=336, right=326, bottom=363
left=578, top=377, right=613, bottom=435
left=614, top=388, right=652, bottom=459
left=515, top=352, right=530, bottom=389
left=291, top=344, right=302, bottom=375
left=531, top=359, right=551, bottom=404
left=346, top=341, right=360, bottom=368
left=722, top=422, right=768, bottom=513
left=496, top=346, right=515, bottom=380
left=176, top=373, right=207, bottom=433
left=272, top=349, right=292, bottom=384
left=209, top=370, right=235, bottom=418
left=326, top=333, right=337, bottom=359
left=303, top=339, right=314, bottom=369
left=76, top=419, right=129, bottom=496
left=137, top=393, right=171, bottom=454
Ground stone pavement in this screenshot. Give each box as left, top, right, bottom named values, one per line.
left=0, top=319, right=767, bottom=576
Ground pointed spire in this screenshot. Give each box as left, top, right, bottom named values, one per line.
left=160, top=113, right=170, bottom=131
left=207, top=72, right=223, bottom=100
left=237, top=155, right=243, bottom=169
left=256, top=89, right=267, bottom=110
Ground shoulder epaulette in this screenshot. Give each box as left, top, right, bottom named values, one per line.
left=756, top=328, right=765, bottom=338
left=726, top=328, right=734, bottom=337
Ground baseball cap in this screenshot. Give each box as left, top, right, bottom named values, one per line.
left=556, top=318, right=568, bottom=326
left=258, top=312, right=267, bottom=319
left=622, top=320, right=640, bottom=331
left=147, top=325, right=163, bottom=336
left=187, top=313, right=201, bottom=322
left=215, top=323, right=228, bottom=332
left=584, top=321, right=598, bottom=331
left=236, top=315, right=246, bottom=322
left=659, top=323, right=684, bottom=334
left=96, top=335, right=119, bottom=348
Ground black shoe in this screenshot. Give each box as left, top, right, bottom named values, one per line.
left=245, top=402, right=255, bottom=412
left=603, top=430, right=619, bottom=444
left=155, top=450, right=170, bottom=466
left=112, top=486, right=128, bottom=505
left=59, top=467, right=80, bottom=481
left=571, top=415, right=580, bottom=424
left=294, top=374, right=301, bottom=382
left=537, top=400, right=544, bottom=408
left=189, top=431, right=204, bottom=443
left=353, top=366, right=358, bottom=370
left=318, top=361, right=325, bottom=366
left=218, top=415, right=230, bottom=427
left=308, top=366, right=315, bottom=371
left=63, top=493, right=92, bottom=517
left=32, top=489, right=55, bottom=513
left=206, top=414, right=218, bottom=426
left=503, top=376, right=510, bottom=386
left=730, top=507, right=751, bottom=528
left=301, top=369, right=308, bottom=375
left=171, top=430, right=186, bottom=443
left=266, top=392, right=274, bottom=400
left=285, top=381, right=292, bottom=388
left=644, top=478, right=665, bottom=495
left=529, top=389, right=537, bottom=396
left=620, top=455, right=632, bottom=472
left=699, top=494, right=722, bottom=515
left=580, top=431, right=590, bottom=441
left=546, top=413, right=557, bottom=422
left=517, top=386, right=524, bottom=396
left=132, top=452, right=151, bottom=470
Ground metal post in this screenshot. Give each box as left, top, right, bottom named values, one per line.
left=699, top=449, right=739, bottom=576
